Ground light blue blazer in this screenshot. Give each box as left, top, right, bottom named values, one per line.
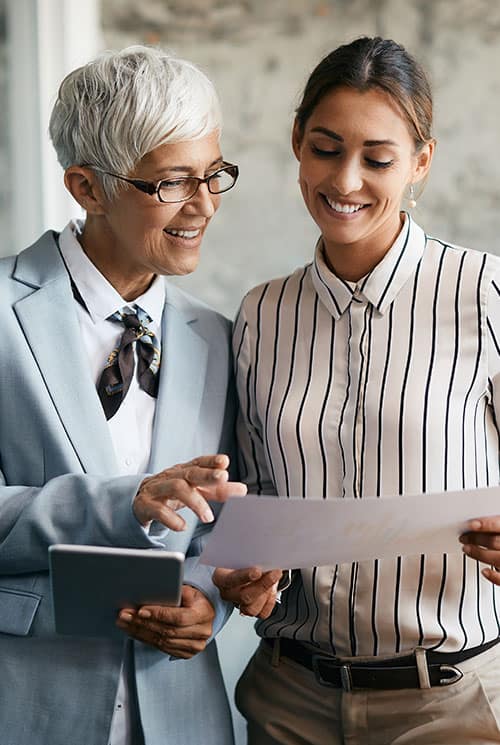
left=0, top=231, right=236, bottom=745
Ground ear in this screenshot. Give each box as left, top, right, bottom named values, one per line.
left=64, top=166, right=108, bottom=215
left=291, top=118, right=303, bottom=161
left=411, top=139, right=435, bottom=185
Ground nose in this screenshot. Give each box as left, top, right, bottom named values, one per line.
left=185, top=182, right=217, bottom=218
left=332, top=157, right=363, bottom=196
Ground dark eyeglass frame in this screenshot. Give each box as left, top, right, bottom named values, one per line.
left=84, top=162, right=239, bottom=203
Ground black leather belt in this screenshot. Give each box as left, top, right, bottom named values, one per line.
left=262, top=636, right=500, bottom=691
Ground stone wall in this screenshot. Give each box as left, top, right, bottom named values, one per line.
left=102, top=0, right=500, bottom=317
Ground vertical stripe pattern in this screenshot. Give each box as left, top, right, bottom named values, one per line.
left=233, top=216, right=500, bottom=656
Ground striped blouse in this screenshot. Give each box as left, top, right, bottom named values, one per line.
left=233, top=214, right=500, bottom=657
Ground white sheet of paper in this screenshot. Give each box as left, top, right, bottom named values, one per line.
left=200, top=487, right=500, bottom=569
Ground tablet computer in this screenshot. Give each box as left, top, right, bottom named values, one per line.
left=49, top=544, right=184, bottom=638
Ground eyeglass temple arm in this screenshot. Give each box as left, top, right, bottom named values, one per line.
left=109, top=173, right=157, bottom=196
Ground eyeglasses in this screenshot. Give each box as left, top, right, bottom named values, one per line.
left=85, top=162, right=239, bottom=204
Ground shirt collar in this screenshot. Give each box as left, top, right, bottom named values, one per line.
left=58, top=219, right=165, bottom=326
left=311, top=213, right=427, bottom=319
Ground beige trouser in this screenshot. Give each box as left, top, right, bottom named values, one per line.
left=235, top=640, right=500, bottom=745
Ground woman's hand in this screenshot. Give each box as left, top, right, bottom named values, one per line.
left=133, top=454, right=247, bottom=530
left=212, top=566, right=283, bottom=619
left=116, top=585, right=215, bottom=658
left=460, top=516, right=500, bottom=585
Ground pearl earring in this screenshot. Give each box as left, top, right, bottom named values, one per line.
left=408, top=184, right=417, bottom=209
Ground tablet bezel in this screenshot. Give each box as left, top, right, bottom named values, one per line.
left=49, top=544, right=184, bottom=638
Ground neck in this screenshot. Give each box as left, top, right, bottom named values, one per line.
left=323, top=212, right=405, bottom=282
left=79, top=215, right=154, bottom=300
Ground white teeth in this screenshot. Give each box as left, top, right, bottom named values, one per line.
left=165, top=228, right=200, bottom=238
left=325, top=198, right=364, bottom=214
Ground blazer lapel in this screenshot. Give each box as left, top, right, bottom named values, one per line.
left=12, top=233, right=118, bottom=476
left=148, top=290, right=208, bottom=473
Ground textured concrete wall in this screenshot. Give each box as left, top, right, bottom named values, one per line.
left=102, top=0, right=500, bottom=317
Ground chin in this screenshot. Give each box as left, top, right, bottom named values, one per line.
left=160, top=260, right=200, bottom=277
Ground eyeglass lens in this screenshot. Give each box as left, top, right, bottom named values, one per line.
left=158, top=167, right=237, bottom=202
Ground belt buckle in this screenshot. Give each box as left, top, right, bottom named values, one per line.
left=311, top=654, right=353, bottom=690
left=439, top=664, right=463, bottom=686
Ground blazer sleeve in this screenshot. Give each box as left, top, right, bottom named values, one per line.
left=179, top=365, right=239, bottom=635
left=0, top=471, right=174, bottom=575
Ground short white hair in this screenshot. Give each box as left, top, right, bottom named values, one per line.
left=49, top=45, right=222, bottom=199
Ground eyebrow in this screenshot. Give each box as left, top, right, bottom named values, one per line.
left=310, top=127, right=399, bottom=147
left=151, top=157, right=224, bottom=178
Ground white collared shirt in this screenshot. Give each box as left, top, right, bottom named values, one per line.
left=59, top=219, right=165, bottom=744
left=59, top=219, right=165, bottom=475
left=235, top=214, right=500, bottom=657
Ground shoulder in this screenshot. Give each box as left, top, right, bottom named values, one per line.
left=0, top=231, right=62, bottom=302
left=0, top=253, right=18, bottom=281
left=237, top=263, right=313, bottom=322
left=164, top=280, right=231, bottom=338
left=423, top=235, right=500, bottom=316
left=425, top=233, right=500, bottom=275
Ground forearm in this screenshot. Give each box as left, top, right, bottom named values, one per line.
left=0, top=472, right=162, bottom=574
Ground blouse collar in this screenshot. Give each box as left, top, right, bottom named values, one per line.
left=311, top=213, right=427, bottom=320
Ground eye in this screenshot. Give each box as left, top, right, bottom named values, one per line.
left=310, top=144, right=341, bottom=157
left=161, top=178, right=189, bottom=189
left=365, top=157, right=394, bottom=169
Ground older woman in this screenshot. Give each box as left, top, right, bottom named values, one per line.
left=215, top=37, right=500, bottom=744
left=0, top=46, right=244, bottom=745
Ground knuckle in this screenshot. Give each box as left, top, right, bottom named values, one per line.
left=169, top=477, right=185, bottom=491
left=183, top=467, right=195, bottom=482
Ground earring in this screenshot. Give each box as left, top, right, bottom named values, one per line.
left=408, top=184, right=417, bottom=209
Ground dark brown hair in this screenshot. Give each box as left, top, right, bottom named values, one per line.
left=295, top=37, right=433, bottom=151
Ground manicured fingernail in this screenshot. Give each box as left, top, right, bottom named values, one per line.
left=470, top=520, right=481, bottom=529
left=138, top=609, right=151, bottom=619
left=201, top=509, right=214, bottom=523
left=120, top=612, right=133, bottom=622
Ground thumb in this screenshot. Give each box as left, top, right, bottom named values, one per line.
left=181, top=584, right=199, bottom=607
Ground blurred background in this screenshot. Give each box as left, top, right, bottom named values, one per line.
left=2, top=1, right=500, bottom=742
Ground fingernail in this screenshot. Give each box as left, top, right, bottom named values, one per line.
left=249, top=568, right=261, bottom=581
left=213, top=470, right=225, bottom=480
left=138, top=609, right=151, bottom=619
left=462, top=545, right=471, bottom=555
left=470, top=520, right=481, bottom=529
left=201, top=509, right=214, bottom=523
left=120, top=612, right=133, bottom=622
